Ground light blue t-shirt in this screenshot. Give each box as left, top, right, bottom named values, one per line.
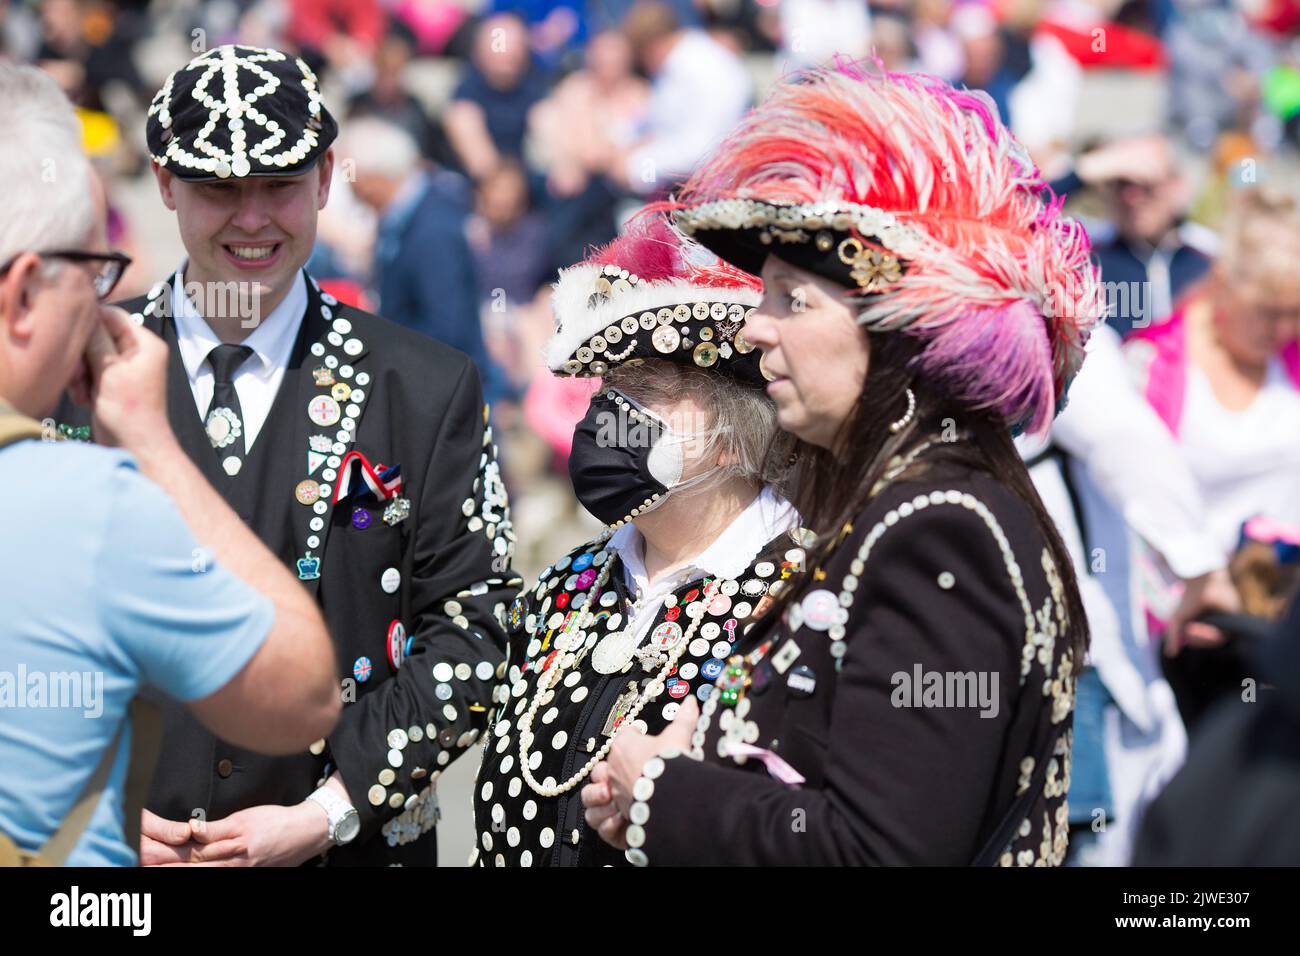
left=0, top=439, right=273, bottom=865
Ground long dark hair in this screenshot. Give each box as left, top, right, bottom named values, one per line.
left=770, top=328, right=1090, bottom=674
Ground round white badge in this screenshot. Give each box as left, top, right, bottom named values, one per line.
left=308, top=395, right=341, bottom=427
left=344, top=338, right=363, bottom=356
left=800, top=589, right=840, bottom=631
left=381, top=567, right=401, bottom=593
left=223, top=456, right=242, bottom=476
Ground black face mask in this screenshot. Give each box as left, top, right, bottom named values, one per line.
left=568, top=389, right=673, bottom=526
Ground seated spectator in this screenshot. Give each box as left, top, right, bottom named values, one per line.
left=528, top=28, right=649, bottom=267
left=467, top=158, right=551, bottom=398
left=444, top=12, right=551, bottom=182
left=348, top=31, right=456, bottom=168
left=613, top=1, right=751, bottom=196
left=529, top=28, right=648, bottom=201
left=284, top=0, right=387, bottom=87
left=1078, top=135, right=1215, bottom=337
left=485, top=0, right=585, bottom=66
left=1126, top=186, right=1300, bottom=726
left=0, top=63, right=339, bottom=867
left=34, top=0, right=145, bottom=111
left=391, top=0, right=473, bottom=57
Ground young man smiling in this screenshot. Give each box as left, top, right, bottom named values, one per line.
left=57, top=44, right=520, bottom=866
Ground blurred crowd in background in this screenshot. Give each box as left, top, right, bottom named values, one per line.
left=4, top=0, right=1300, bottom=865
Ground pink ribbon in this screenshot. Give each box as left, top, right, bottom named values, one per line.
left=1243, top=515, right=1300, bottom=548
left=726, top=742, right=806, bottom=785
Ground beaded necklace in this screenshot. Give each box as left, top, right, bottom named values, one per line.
left=518, top=549, right=720, bottom=797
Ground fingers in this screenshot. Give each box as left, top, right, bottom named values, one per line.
left=589, top=761, right=609, bottom=785
left=84, top=313, right=125, bottom=383
left=672, top=695, right=700, bottom=726
left=595, top=811, right=627, bottom=848
left=98, top=306, right=136, bottom=355
left=141, top=809, right=193, bottom=845
left=580, top=778, right=611, bottom=809
left=663, top=696, right=699, bottom=747
left=139, top=834, right=193, bottom=866
left=190, top=815, right=240, bottom=844
left=188, top=838, right=247, bottom=863
left=584, top=799, right=619, bottom=830
left=1184, top=622, right=1227, bottom=649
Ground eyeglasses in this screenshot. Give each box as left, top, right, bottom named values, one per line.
left=0, top=249, right=133, bottom=301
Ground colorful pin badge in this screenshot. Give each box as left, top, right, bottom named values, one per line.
left=297, top=550, right=321, bottom=581
left=717, top=656, right=750, bottom=707
left=351, top=507, right=372, bottom=529
left=386, top=620, right=408, bottom=671
left=353, top=656, right=373, bottom=682
left=313, top=366, right=336, bottom=387
left=799, top=589, right=839, bottom=632
left=787, top=664, right=817, bottom=698
left=295, top=479, right=322, bottom=505
left=308, top=395, right=341, bottom=427
left=508, top=596, right=525, bottom=630
left=650, top=620, right=684, bottom=651
left=383, top=495, right=410, bottom=526
left=205, top=407, right=242, bottom=449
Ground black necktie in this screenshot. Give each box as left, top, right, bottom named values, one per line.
left=204, top=344, right=254, bottom=473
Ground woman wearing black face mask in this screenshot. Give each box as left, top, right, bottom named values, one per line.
left=470, top=215, right=804, bottom=866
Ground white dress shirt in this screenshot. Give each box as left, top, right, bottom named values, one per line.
left=625, top=30, right=751, bottom=195
left=605, top=485, right=798, bottom=645
left=171, top=266, right=308, bottom=454
left=1179, top=357, right=1300, bottom=556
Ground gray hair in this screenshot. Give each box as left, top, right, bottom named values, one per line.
left=0, top=64, right=94, bottom=267
left=604, top=359, right=786, bottom=490
left=336, top=116, right=421, bottom=181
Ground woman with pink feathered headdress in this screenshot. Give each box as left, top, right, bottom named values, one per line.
left=580, top=61, right=1107, bottom=866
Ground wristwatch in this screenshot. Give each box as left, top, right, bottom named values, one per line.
left=307, top=786, right=361, bottom=846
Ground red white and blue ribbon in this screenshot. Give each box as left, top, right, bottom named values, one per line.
left=333, top=450, right=402, bottom=505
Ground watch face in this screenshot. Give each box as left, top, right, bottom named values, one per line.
left=337, top=810, right=361, bottom=844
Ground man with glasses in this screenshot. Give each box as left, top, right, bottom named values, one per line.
left=54, top=44, right=519, bottom=866
left=0, top=250, right=131, bottom=300
left=0, top=63, right=342, bottom=866
left=1073, top=134, right=1214, bottom=337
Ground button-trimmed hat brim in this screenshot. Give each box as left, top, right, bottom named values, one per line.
left=155, top=150, right=331, bottom=183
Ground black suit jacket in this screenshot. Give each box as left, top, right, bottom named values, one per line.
left=623, top=463, right=1078, bottom=866
left=57, top=272, right=521, bottom=865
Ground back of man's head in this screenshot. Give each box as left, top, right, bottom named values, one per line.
left=0, top=64, right=93, bottom=269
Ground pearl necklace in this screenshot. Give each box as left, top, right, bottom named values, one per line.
left=517, top=553, right=720, bottom=798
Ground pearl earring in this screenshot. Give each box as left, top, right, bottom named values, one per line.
left=889, top=387, right=916, bottom=434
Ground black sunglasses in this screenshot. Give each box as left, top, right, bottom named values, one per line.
left=0, top=249, right=133, bottom=301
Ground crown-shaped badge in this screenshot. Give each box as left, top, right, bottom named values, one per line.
left=297, top=550, right=321, bottom=580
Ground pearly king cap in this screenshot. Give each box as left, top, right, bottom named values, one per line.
left=664, top=61, right=1105, bottom=436
left=146, top=44, right=338, bottom=182
left=545, top=214, right=766, bottom=385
